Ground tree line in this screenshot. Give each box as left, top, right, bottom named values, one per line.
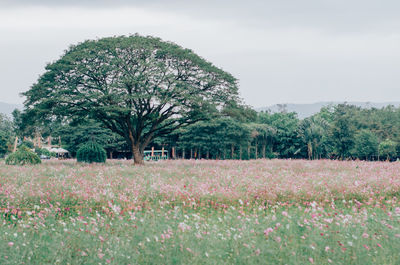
left=157, top=103, right=400, bottom=161
left=1, top=102, right=399, bottom=161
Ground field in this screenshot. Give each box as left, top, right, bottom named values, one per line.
left=0, top=159, right=399, bottom=264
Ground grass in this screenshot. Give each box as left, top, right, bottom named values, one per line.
left=0, top=159, right=399, bottom=264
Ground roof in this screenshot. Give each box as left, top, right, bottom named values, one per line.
left=50, top=147, right=69, bottom=153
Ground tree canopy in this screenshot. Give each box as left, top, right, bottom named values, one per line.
left=23, top=35, right=239, bottom=164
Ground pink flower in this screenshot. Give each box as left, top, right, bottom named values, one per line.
left=309, top=257, right=314, bottom=264
left=264, top=227, right=273, bottom=237
left=362, top=233, right=369, bottom=238
left=178, top=222, right=191, bottom=232
left=363, top=244, right=370, bottom=250
left=8, top=242, right=14, bottom=247
left=325, top=246, right=330, bottom=252
left=282, top=211, right=288, bottom=217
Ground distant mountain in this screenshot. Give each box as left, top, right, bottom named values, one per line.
left=0, top=101, right=22, bottom=117
left=256, top=101, right=400, bottom=119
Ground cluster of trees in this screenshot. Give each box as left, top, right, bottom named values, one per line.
left=157, top=103, right=400, bottom=161
left=1, top=35, right=399, bottom=163
left=2, top=103, right=399, bottom=162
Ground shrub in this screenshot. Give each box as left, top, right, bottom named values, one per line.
left=35, top=148, right=52, bottom=157
left=76, top=141, right=106, bottom=163
left=5, top=145, right=41, bottom=165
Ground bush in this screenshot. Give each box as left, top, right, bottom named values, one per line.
left=35, top=148, right=52, bottom=157
left=76, top=141, right=106, bottom=163
left=5, top=145, right=41, bottom=165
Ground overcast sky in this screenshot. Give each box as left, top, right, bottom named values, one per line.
left=1, top=0, right=399, bottom=108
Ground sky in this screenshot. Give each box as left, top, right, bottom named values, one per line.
left=1, top=0, right=400, bottom=108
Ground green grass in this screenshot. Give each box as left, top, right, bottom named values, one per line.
left=0, top=202, right=399, bottom=264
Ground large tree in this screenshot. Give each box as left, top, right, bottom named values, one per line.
left=23, top=35, right=239, bottom=164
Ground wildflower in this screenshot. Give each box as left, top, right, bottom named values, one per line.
left=309, top=257, right=314, bottom=263
left=8, top=242, right=14, bottom=247
left=264, top=227, right=273, bottom=237
left=362, top=233, right=369, bottom=238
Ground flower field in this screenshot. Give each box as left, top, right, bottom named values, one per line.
left=0, top=159, right=399, bottom=264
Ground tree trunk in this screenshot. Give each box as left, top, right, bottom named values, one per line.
left=206, top=150, right=209, bottom=159
left=239, top=146, right=242, bottom=160
left=255, top=143, right=258, bottom=159
left=190, top=149, right=193, bottom=159
left=247, top=145, right=250, bottom=159
left=307, top=142, right=312, bottom=160
left=262, top=144, right=266, bottom=159
left=231, top=144, right=234, bottom=159
left=132, top=144, right=144, bottom=165
left=182, top=148, right=185, bottom=159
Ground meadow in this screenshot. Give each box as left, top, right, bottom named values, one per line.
left=0, top=159, right=399, bottom=264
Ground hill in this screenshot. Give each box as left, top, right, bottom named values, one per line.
left=0, top=101, right=22, bottom=117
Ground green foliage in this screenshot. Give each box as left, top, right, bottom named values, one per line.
left=0, top=113, right=14, bottom=137
left=5, top=145, right=41, bottom=165
left=0, top=114, right=14, bottom=157
left=352, top=129, right=379, bottom=160
left=329, top=104, right=359, bottom=159
left=55, top=119, right=126, bottom=157
left=0, top=132, right=8, bottom=158
left=379, top=139, right=397, bottom=160
left=34, top=147, right=52, bottom=157
left=297, top=116, right=330, bottom=159
left=20, top=140, right=34, bottom=149
left=178, top=118, right=250, bottom=159
left=76, top=141, right=107, bottom=163
left=258, top=111, right=301, bottom=158
left=221, top=100, right=257, bottom=122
